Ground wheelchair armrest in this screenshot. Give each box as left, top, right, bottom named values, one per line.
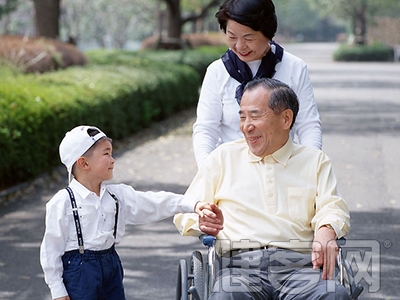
left=336, top=237, right=347, bottom=246
left=200, top=235, right=216, bottom=248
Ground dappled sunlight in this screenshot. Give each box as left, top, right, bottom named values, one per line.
left=0, top=292, right=18, bottom=299
left=12, top=242, right=41, bottom=249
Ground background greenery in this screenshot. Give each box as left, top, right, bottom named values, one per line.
left=0, top=46, right=225, bottom=189
left=1, top=0, right=399, bottom=190
left=333, top=43, right=394, bottom=62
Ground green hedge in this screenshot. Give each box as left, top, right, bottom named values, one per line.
left=86, top=45, right=227, bottom=79
left=333, top=43, right=394, bottom=62
left=0, top=46, right=225, bottom=189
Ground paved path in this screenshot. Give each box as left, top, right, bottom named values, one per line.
left=1, top=43, right=399, bottom=299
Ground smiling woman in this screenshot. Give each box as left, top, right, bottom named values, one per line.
left=225, top=20, right=271, bottom=62
left=192, top=0, right=322, bottom=168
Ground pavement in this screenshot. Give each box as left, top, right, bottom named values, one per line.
left=1, top=42, right=400, bottom=300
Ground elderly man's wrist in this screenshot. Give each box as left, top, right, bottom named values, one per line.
left=319, top=224, right=337, bottom=237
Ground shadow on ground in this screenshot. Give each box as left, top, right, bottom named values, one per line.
left=319, top=101, right=400, bottom=136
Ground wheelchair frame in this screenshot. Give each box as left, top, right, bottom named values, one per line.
left=176, top=236, right=364, bottom=300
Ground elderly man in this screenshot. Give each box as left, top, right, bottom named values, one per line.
left=174, top=77, right=350, bottom=299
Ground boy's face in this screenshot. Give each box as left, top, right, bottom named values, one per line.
left=85, top=139, right=114, bottom=182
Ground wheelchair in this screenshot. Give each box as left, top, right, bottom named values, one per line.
left=176, top=236, right=364, bottom=300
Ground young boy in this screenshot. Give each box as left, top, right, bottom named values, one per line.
left=40, top=125, right=205, bottom=300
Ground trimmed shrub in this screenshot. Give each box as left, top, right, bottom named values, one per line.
left=86, top=46, right=226, bottom=81
left=0, top=61, right=199, bottom=188
left=333, top=43, right=394, bottom=62
left=0, top=35, right=88, bottom=73
left=141, top=32, right=226, bottom=50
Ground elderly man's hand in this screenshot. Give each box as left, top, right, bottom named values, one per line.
left=195, top=202, right=223, bottom=236
left=312, top=226, right=338, bottom=280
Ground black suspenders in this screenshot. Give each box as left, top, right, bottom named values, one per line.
left=65, top=187, right=119, bottom=254
left=66, top=187, right=84, bottom=254
left=108, top=191, right=119, bottom=239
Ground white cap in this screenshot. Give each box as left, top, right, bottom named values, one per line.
left=59, top=125, right=106, bottom=182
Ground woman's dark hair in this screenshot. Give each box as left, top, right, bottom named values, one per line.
left=244, top=78, right=299, bottom=129
left=216, top=0, right=278, bottom=40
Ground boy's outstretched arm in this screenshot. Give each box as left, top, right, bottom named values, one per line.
left=195, top=202, right=223, bottom=236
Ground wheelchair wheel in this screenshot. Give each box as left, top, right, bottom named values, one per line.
left=176, top=251, right=205, bottom=300
left=176, top=259, right=188, bottom=300
left=342, top=259, right=364, bottom=299
left=188, top=251, right=204, bottom=300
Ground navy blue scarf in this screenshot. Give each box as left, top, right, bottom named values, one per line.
left=222, top=41, right=284, bottom=104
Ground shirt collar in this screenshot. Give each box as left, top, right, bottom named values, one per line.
left=69, top=179, right=107, bottom=199
left=247, top=138, right=293, bottom=166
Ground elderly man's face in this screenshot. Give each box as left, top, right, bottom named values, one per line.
left=239, top=86, right=291, bottom=157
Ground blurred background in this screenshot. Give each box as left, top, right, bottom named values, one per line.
left=1, top=0, right=400, bottom=192
left=0, top=0, right=399, bottom=52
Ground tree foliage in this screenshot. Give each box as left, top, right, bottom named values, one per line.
left=306, top=0, right=400, bottom=44
left=0, top=0, right=18, bottom=20
left=61, top=0, right=157, bottom=48
left=160, top=0, right=220, bottom=43
left=274, top=0, right=344, bottom=42
left=3, top=0, right=399, bottom=49
left=61, top=0, right=221, bottom=49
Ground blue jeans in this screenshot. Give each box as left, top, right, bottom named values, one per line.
left=62, top=245, right=125, bottom=300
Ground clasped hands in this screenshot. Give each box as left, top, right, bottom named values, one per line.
left=194, top=202, right=224, bottom=236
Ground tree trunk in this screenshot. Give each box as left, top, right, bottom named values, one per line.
left=352, top=1, right=367, bottom=45
left=165, top=0, right=182, bottom=39
left=158, top=0, right=183, bottom=49
left=160, top=0, right=219, bottom=49
left=33, top=0, right=60, bottom=39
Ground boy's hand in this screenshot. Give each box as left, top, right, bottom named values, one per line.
left=194, top=201, right=206, bottom=217
left=54, top=296, right=70, bottom=300
left=195, top=202, right=223, bottom=236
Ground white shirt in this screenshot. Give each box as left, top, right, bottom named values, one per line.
left=40, top=179, right=196, bottom=299
left=174, top=139, right=350, bottom=255
left=193, top=50, right=322, bottom=167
